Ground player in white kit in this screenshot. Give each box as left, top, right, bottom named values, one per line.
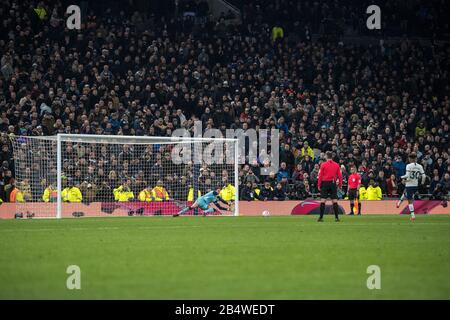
left=400, top=153, right=425, bottom=221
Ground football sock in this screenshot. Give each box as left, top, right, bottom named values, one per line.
left=179, top=206, right=191, bottom=215
left=204, top=207, right=215, bottom=214
left=409, top=204, right=415, bottom=216
left=319, top=203, right=325, bottom=219
left=350, top=203, right=354, bottom=214
left=333, top=203, right=340, bottom=219
left=358, top=202, right=362, bottom=215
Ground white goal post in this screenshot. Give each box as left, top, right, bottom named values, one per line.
left=10, top=134, right=239, bottom=218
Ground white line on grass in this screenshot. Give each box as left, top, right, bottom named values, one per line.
left=0, top=225, right=202, bottom=232
left=1, top=220, right=450, bottom=233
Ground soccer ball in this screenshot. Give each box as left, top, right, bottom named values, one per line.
left=262, top=210, right=270, bottom=217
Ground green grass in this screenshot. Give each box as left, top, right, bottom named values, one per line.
left=1, top=215, right=450, bottom=299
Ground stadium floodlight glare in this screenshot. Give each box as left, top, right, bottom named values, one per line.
left=10, top=134, right=239, bottom=218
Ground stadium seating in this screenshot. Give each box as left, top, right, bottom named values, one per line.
left=0, top=0, right=449, bottom=203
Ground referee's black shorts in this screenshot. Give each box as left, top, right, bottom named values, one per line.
left=348, top=188, right=358, bottom=200
left=320, top=181, right=337, bottom=199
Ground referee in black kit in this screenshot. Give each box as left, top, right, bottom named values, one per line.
left=317, top=151, right=343, bottom=222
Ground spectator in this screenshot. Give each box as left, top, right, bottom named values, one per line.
left=252, top=182, right=261, bottom=200
left=377, top=171, right=388, bottom=195
left=386, top=174, right=398, bottom=197
left=289, top=180, right=311, bottom=200
left=273, top=183, right=287, bottom=200
left=430, top=184, right=448, bottom=201
left=302, top=180, right=313, bottom=199
left=429, top=174, right=441, bottom=195
left=301, top=156, right=314, bottom=175
left=0, top=0, right=448, bottom=204
left=81, top=182, right=98, bottom=203
left=441, top=173, right=450, bottom=196
left=393, top=155, right=407, bottom=179
left=243, top=169, right=260, bottom=185
left=276, top=162, right=290, bottom=182
left=259, top=181, right=274, bottom=201
left=309, top=164, right=321, bottom=193
left=240, top=181, right=255, bottom=201
left=279, top=144, right=295, bottom=168
left=291, top=163, right=305, bottom=182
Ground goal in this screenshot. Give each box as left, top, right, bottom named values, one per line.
left=9, top=134, right=239, bottom=218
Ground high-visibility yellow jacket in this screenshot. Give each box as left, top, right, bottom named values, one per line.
left=254, top=188, right=260, bottom=201
left=34, top=6, right=47, bottom=20
left=271, top=26, right=284, bottom=42
left=220, top=184, right=235, bottom=201
left=16, top=190, right=25, bottom=202
left=61, top=187, right=82, bottom=202
left=301, top=146, right=315, bottom=160
left=187, top=188, right=201, bottom=201
left=359, top=187, right=367, bottom=200
left=21, top=185, right=32, bottom=201
left=151, top=186, right=169, bottom=201
left=294, top=145, right=315, bottom=161
left=366, top=186, right=382, bottom=200
left=113, top=186, right=134, bottom=202
left=43, top=187, right=58, bottom=202
left=139, top=189, right=153, bottom=202
left=415, top=126, right=426, bottom=136
left=10, top=188, right=25, bottom=203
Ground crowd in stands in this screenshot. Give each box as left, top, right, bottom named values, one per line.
left=234, top=0, right=450, bottom=39
left=0, top=0, right=449, bottom=204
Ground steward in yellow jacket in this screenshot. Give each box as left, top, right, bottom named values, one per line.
left=9, top=187, right=25, bottom=203
left=366, top=184, right=382, bottom=200
left=300, top=143, right=315, bottom=160
left=113, top=183, right=134, bottom=202
left=34, top=5, right=47, bottom=20
left=43, top=185, right=58, bottom=202
left=359, top=186, right=367, bottom=200
left=19, top=182, right=32, bottom=202
left=271, top=25, right=284, bottom=42
left=187, top=187, right=201, bottom=201
left=151, top=180, right=169, bottom=201
left=220, top=183, right=235, bottom=201
left=139, top=187, right=153, bottom=202
left=293, top=142, right=315, bottom=161
left=61, top=186, right=82, bottom=202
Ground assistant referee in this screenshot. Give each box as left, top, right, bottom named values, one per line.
left=317, top=151, right=343, bottom=222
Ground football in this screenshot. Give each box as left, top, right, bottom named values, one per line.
left=262, top=210, right=270, bottom=217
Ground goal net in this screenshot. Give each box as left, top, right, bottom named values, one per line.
left=9, top=134, right=239, bottom=218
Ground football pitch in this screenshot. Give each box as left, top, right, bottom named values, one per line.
left=1, top=215, right=450, bottom=300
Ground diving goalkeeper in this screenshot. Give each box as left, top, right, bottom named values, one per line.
left=173, top=187, right=230, bottom=217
